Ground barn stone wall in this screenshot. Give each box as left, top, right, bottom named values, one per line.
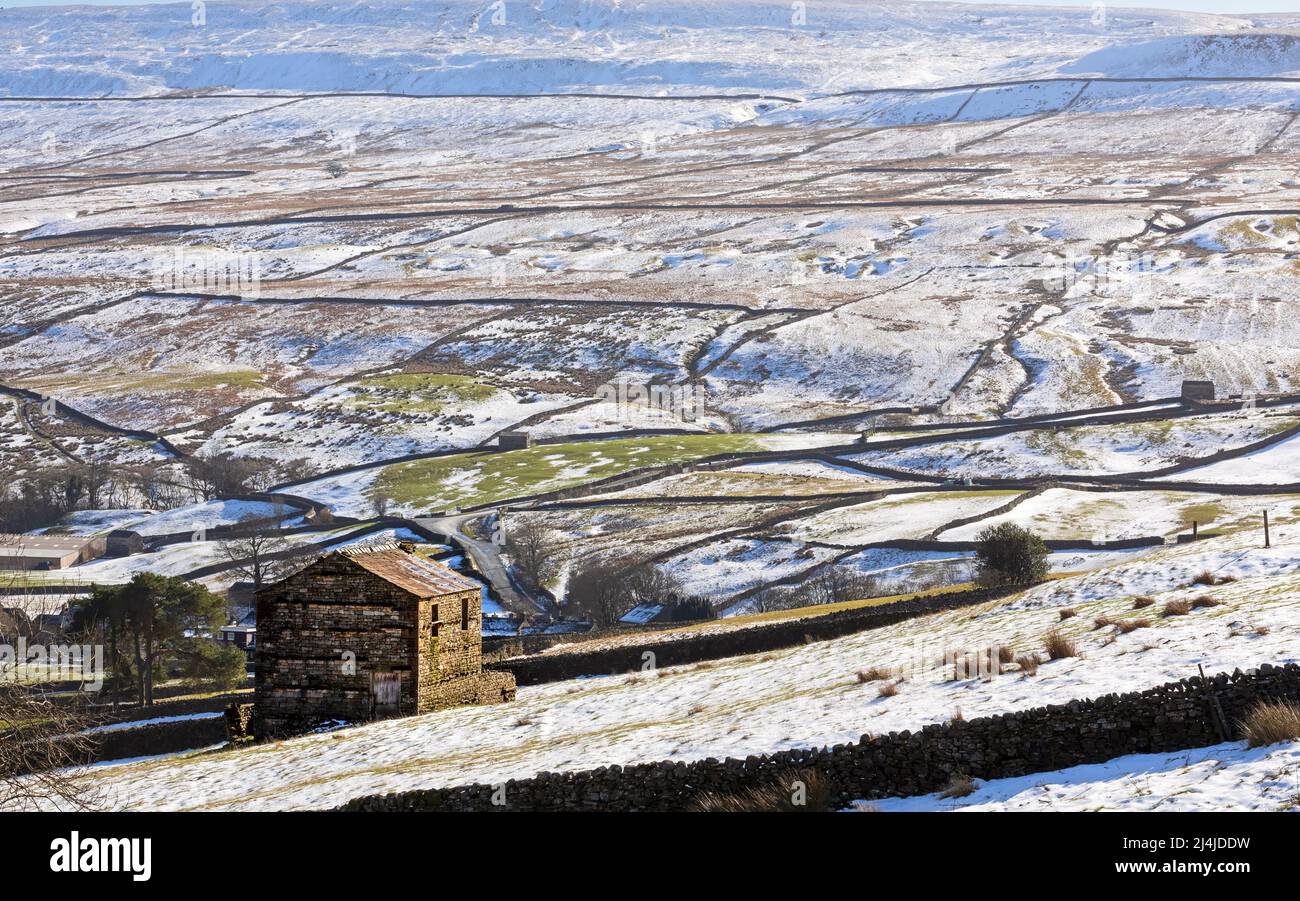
left=256, top=553, right=515, bottom=739
left=256, top=555, right=422, bottom=738
left=413, top=590, right=486, bottom=712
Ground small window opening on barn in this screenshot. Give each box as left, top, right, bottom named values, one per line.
left=461, top=596, right=469, bottom=630
left=430, top=604, right=440, bottom=637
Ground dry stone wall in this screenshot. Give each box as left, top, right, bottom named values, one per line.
left=341, top=663, right=1300, bottom=812
left=489, top=584, right=1024, bottom=686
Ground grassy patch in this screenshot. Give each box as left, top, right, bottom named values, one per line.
left=372, top=434, right=768, bottom=510
left=344, top=373, right=498, bottom=415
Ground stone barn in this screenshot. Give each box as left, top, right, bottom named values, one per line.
left=1180, top=379, right=1215, bottom=402
left=254, top=543, right=515, bottom=739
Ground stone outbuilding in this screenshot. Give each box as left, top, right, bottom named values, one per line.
left=1180, top=379, right=1215, bottom=402
left=106, top=529, right=145, bottom=557
left=254, top=543, right=515, bottom=739
left=497, top=430, right=532, bottom=450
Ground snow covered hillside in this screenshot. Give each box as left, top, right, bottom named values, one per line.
left=46, top=525, right=1300, bottom=811
left=0, top=0, right=1295, bottom=98
left=859, top=740, right=1300, bottom=812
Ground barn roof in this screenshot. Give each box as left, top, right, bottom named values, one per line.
left=0, top=534, right=98, bottom=558
left=336, top=543, right=480, bottom=597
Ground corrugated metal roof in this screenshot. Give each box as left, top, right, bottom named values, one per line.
left=0, top=534, right=97, bottom=556
left=336, top=543, right=481, bottom=597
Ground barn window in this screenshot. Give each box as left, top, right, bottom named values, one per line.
left=461, top=596, right=469, bottom=630
left=430, top=604, right=440, bottom=637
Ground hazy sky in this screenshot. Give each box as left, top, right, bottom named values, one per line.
left=0, top=0, right=1294, bottom=13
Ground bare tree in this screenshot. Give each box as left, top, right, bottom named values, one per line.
left=0, top=684, right=101, bottom=811
left=278, top=457, right=320, bottom=486
left=217, top=515, right=313, bottom=592
left=502, top=518, right=558, bottom=591
left=565, top=561, right=702, bottom=627
left=800, top=567, right=875, bottom=607
left=182, top=453, right=275, bottom=501
left=0, top=550, right=101, bottom=810
left=565, top=560, right=627, bottom=627
left=75, top=459, right=114, bottom=511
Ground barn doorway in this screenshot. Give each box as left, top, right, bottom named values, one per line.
left=371, top=671, right=401, bottom=717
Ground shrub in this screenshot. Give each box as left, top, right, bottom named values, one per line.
left=974, top=523, right=1050, bottom=586
left=1239, top=700, right=1300, bottom=748
left=937, top=775, right=977, bottom=800
left=688, top=769, right=832, bottom=812
left=1058, top=607, right=1076, bottom=620
left=1015, top=654, right=1040, bottom=676
left=1044, top=630, right=1077, bottom=660
left=877, top=681, right=899, bottom=698
left=1162, top=599, right=1191, bottom=617
left=1133, top=596, right=1155, bottom=609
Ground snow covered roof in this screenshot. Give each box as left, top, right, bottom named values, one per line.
left=0, top=534, right=99, bottom=556
left=620, top=603, right=664, bottom=625
left=335, top=543, right=481, bottom=598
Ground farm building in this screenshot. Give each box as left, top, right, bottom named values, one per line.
left=497, top=430, right=532, bottom=450
left=1180, top=379, right=1215, bottom=402
left=254, top=543, right=515, bottom=739
left=0, top=534, right=106, bottom=570
left=106, top=529, right=145, bottom=557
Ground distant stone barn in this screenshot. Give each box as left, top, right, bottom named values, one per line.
left=254, top=543, right=515, bottom=739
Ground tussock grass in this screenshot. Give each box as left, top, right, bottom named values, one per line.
left=688, top=769, right=832, bottom=812
left=877, top=681, right=900, bottom=698
left=1133, top=596, right=1156, bottom=609
left=937, top=775, right=977, bottom=800
left=1116, top=617, right=1151, bottom=635
left=856, top=666, right=892, bottom=684
left=1191, top=595, right=1221, bottom=610
left=1044, top=631, right=1077, bottom=660
left=1191, top=571, right=1237, bottom=587
left=1162, top=599, right=1191, bottom=617
left=1016, top=654, right=1040, bottom=676
left=1239, top=700, right=1300, bottom=748
left=1058, top=608, right=1076, bottom=621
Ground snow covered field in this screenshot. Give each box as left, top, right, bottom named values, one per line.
left=43, top=527, right=1300, bottom=811
left=6, top=0, right=1300, bottom=814
left=858, top=741, right=1300, bottom=812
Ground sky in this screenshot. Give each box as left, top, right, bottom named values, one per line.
left=0, top=0, right=1294, bottom=11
